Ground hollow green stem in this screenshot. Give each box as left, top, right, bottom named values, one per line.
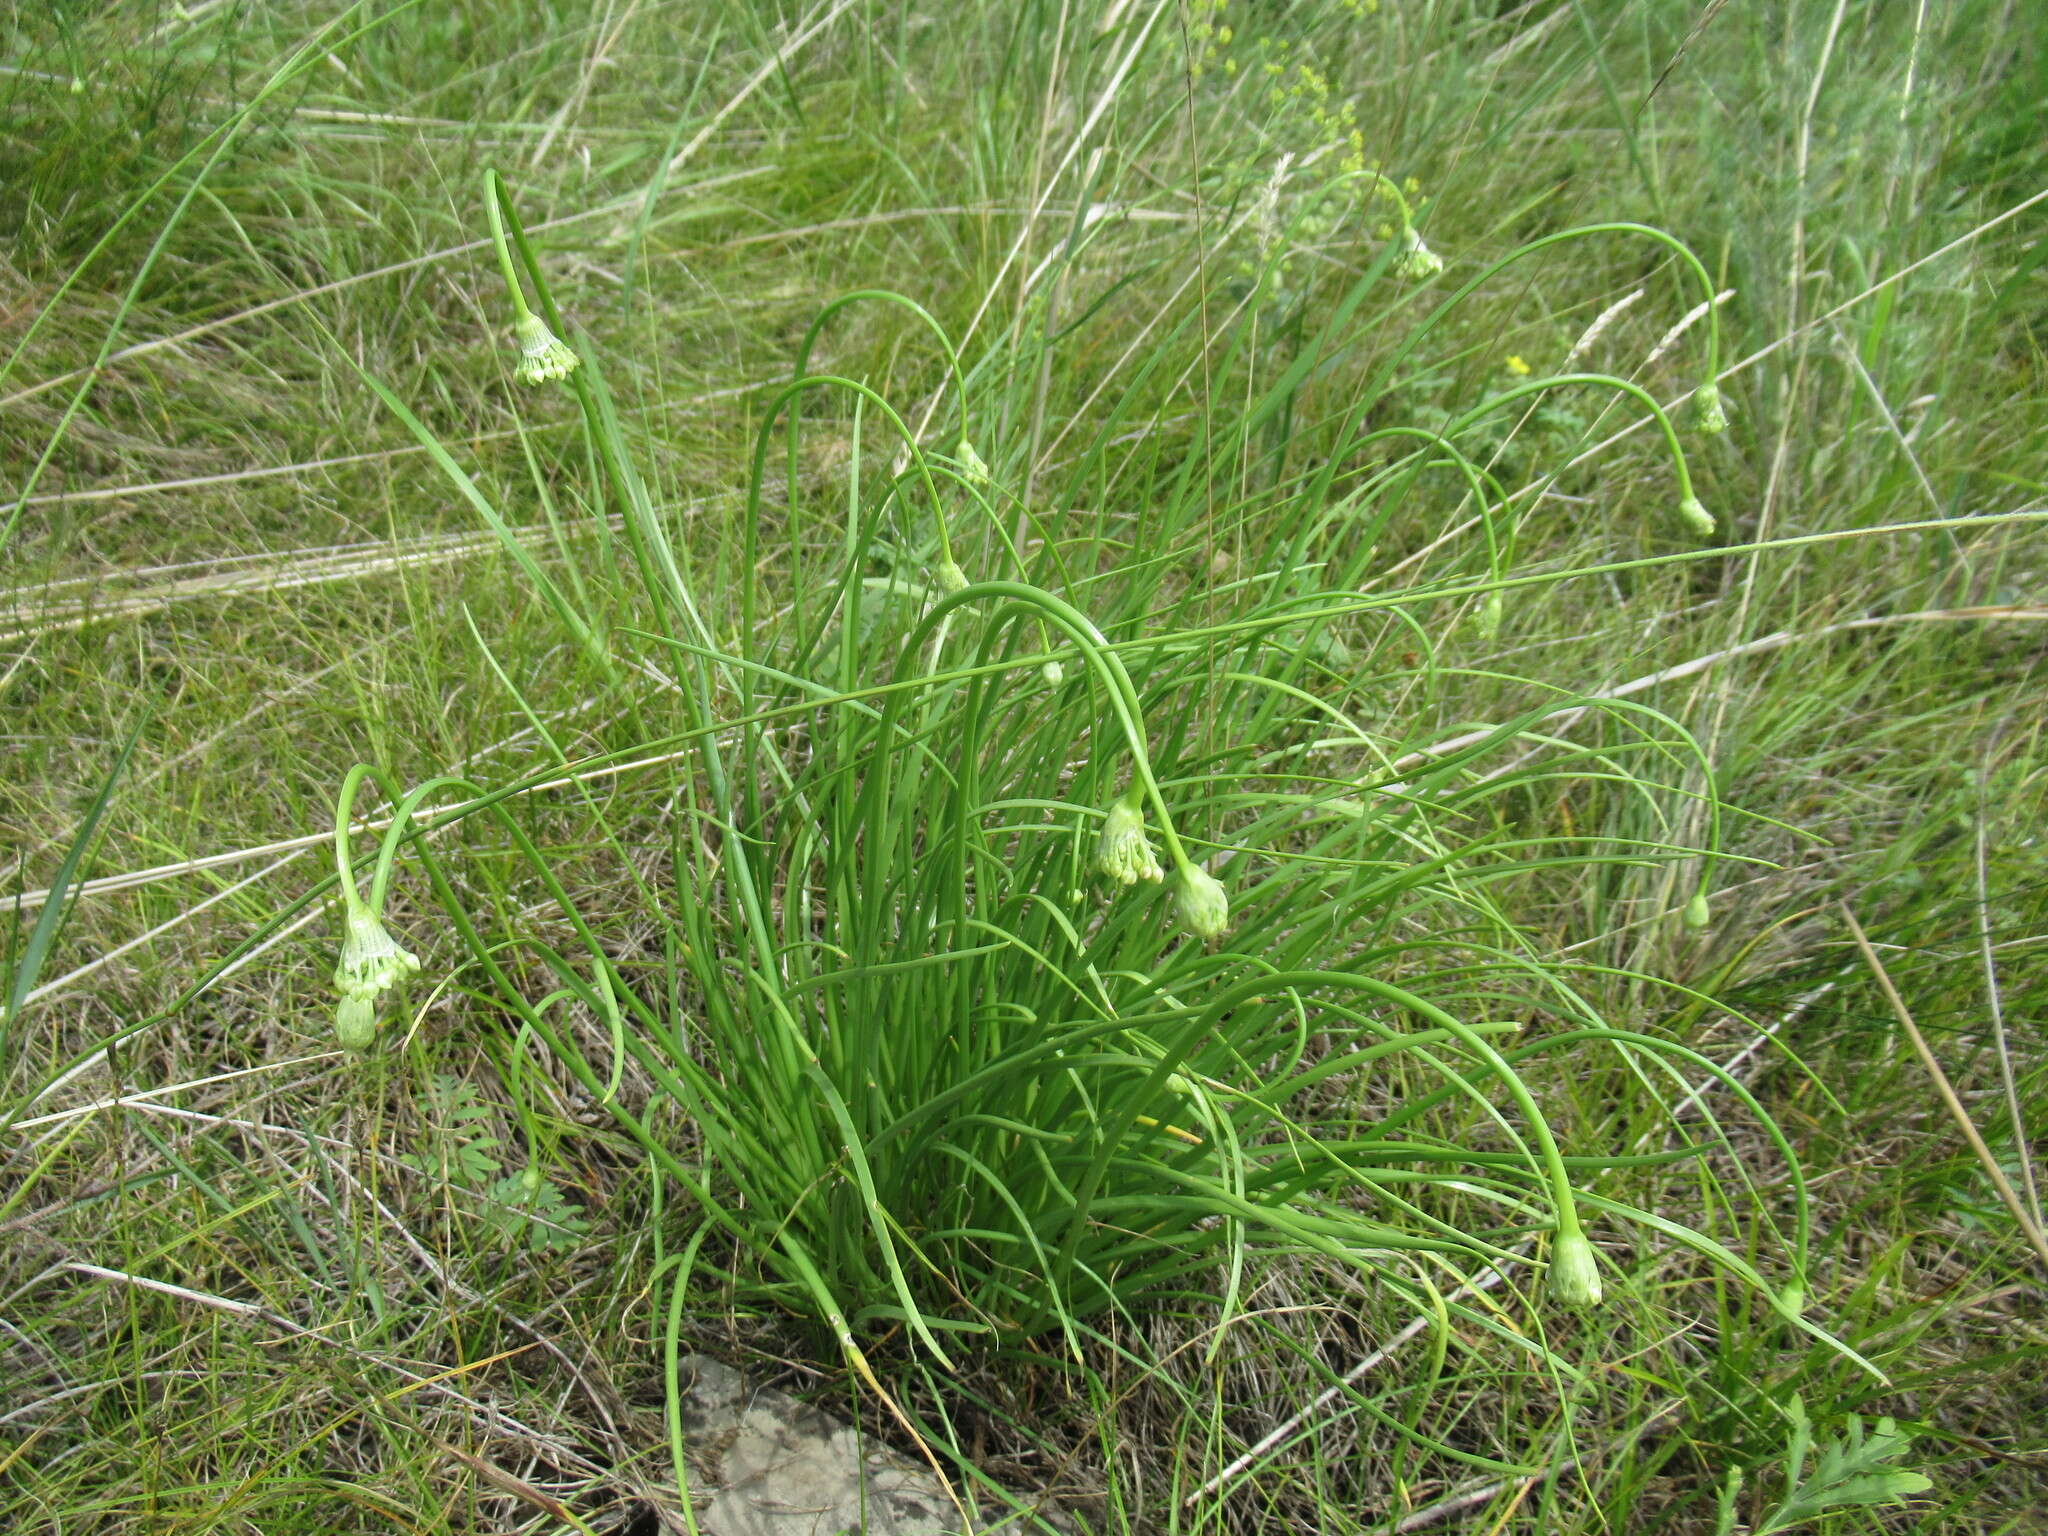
left=1444, top=371, right=1702, bottom=511
left=482, top=169, right=533, bottom=322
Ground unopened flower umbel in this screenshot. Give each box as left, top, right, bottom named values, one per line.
left=956, top=439, right=990, bottom=489
left=1684, top=889, right=1712, bottom=930
left=1677, top=496, right=1716, bottom=537
left=1097, top=790, right=1163, bottom=886
left=1548, top=1228, right=1603, bottom=1307
left=935, top=558, right=971, bottom=596
left=1175, top=864, right=1230, bottom=942
left=514, top=313, right=579, bottom=386
left=1692, top=382, right=1728, bottom=434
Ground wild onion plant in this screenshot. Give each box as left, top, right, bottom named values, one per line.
left=325, top=172, right=1848, bottom=1420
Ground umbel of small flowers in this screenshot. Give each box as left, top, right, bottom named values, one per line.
left=1094, top=780, right=1231, bottom=943
left=1355, top=170, right=1442, bottom=281
left=955, top=438, right=991, bottom=490
left=514, top=312, right=579, bottom=386
left=1096, top=788, right=1164, bottom=887
left=328, top=764, right=421, bottom=1052
left=1394, top=224, right=1444, bottom=281
left=333, top=897, right=420, bottom=1051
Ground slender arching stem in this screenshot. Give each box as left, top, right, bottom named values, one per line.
left=482, top=169, right=533, bottom=321
left=788, top=290, right=972, bottom=508
left=1444, top=371, right=1702, bottom=508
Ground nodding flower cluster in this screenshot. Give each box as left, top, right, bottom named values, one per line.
left=1095, top=786, right=1231, bottom=944
left=1096, top=790, right=1164, bottom=887
left=514, top=313, right=579, bottom=386
left=1393, top=224, right=1445, bottom=281
left=333, top=903, right=420, bottom=1051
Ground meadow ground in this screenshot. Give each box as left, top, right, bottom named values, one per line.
left=4, top=1, right=2047, bottom=1531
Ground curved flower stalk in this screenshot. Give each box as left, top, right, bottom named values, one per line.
left=1327, top=426, right=1514, bottom=632
left=1442, top=371, right=1717, bottom=538
left=917, top=577, right=1232, bottom=942
left=485, top=171, right=578, bottom=386
left=788, top=290, right=975, bottom=510
left=1323, top=222, right=1728, bottom=468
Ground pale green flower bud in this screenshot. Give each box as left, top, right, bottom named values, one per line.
left=935, top=558, right=971, bottom=596
left=1683, top=889, right=1712, bottom=930
left=1393, top=226, right=1443, bottom=281
left=1477, top=589, right=1504, bottom=641
left=957, top=439, right=990, bottom=489
left=1692, top=382, right=1728, bottom=435
left=1096, top=792, right=1163, bottom=886
left=1175, top=864, right=1230, bottom=942
left=1040, top=659, right=1065, bottom=687
left=1778, top=1282, right=1805, bottom=1319
left=513, top=312, right=579, bottom=385
left=1548, top=1228, right=1602, bottom=1307
left=1677, top=496, right=1716, bottom=537
left=335, top=992, right=378, bottom=1052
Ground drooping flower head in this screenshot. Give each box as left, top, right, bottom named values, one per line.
left=1548, top=1228, right=1603, bottom=1307
left=1683, top=889, right=1712, bottom=931
left=1096, top=791, right=1163, bottom=887
left=956, top=439, right=991, bottom=490
left=1692, top=382, right=1728, bottom=435
left=332, top=905, right=421, bottom=1052
left=1393, top=225, right=1444, bottom=281
left=1175, top=863, right=1230, bottom=942
left=1677, top=496, right=1716, bottom=537
left=514, top=312, right=579, bottom=386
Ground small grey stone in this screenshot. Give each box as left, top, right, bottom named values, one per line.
left=670, top=1355, right=970, bottom=1536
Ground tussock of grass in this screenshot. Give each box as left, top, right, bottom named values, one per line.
left=5, top=2, right=2047, bottom=1532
